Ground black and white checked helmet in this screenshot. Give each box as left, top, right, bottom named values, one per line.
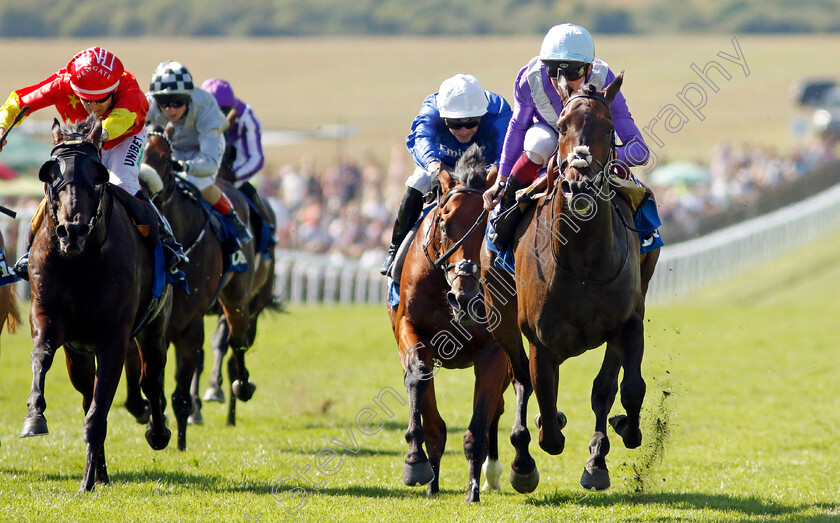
left=149, top=60, right=194, bottom=96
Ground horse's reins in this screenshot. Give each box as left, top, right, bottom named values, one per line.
left=424, top=186, right=486, bottom=277
left=147, top=130, right=209, bottom=257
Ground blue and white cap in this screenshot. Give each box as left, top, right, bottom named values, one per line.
left=539, top=24, right=595, bottom=63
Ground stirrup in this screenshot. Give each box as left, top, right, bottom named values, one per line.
left=12, top=252, right=30, bottom=281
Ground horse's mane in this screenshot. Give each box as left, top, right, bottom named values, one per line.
left=57, top=114, right=99, bottom=139
left=452, top=144, right=487, bottom=190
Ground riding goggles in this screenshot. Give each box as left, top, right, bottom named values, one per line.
left=80, top=93, right=113, bottom=105
left=155, top=95, right=189, bottom=109
left=544, top=60, right=589, bottom=82
left=444, top=117, right=481, bottom=130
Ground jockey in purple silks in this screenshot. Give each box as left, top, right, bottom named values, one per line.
left=484, top=23, right=660, bottom=251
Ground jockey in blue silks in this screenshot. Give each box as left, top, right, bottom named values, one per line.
left=380, top=74, right=512, bottom=276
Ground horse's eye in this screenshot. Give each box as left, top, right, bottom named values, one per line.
left=440, top=220, right=447, bottom=238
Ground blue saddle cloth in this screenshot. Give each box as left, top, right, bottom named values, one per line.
left=0, top=246, right=21, bottom=287
left=485, top=178, right=664, bottom=275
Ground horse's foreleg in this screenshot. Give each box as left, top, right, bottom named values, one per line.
left=610, top=315, right=646, bottom=450
left=481, top=265, right=539, bottom=493
left=123, top=339, right=150, bottom=424
left=399, top=322, right=435, bottom=490
left=639, top=248, right=660, bottom=301
left=464, top=346, right=507, bottom=503
left=530, top=342, right=565, bottom=456
left=172, top=321, right=203, bottom=450
left=419, top=378, right=445, bottom=497
left=482, top=389, right=504, bottom=492
left=581, top=346, right=621, bottom=491
left=202, top=315, right=228, bottom=404
left=79, top=336, right=127, bottom=492
left=21, top=324, right=63, bottom=437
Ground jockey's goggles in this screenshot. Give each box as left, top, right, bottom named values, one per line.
left=544, top=60, right=589, bottom=82
left=79, top=93, right=113, bottom=105
left=444, top=117, right=481, bottom=130
left=155, top=95, right=189, bottom=110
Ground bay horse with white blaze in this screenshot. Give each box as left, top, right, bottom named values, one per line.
left=481, top=73, right=660, bottom=492
left=389, top=145, right=533, bottom=503
left=22, top=117, right=172, bottom=492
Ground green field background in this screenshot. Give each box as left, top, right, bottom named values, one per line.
left=1, top=35, right=838, bottom=174
left=0, top=227, right=839, bottom=521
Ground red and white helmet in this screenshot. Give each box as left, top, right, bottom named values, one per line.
left=67, top=47, right=124, bottom=100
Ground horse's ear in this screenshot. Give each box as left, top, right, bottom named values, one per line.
left=438, top=167, right=457, bottom=195
left=51, top=119, right=62, bottom=145
left=92, top=163, right=110, bottom=186
left=602, top=70, right=624, bottom=105
left=86, top=119, right=104, bottom=147
left=164, top=123, right=175, bottom=140
left=557, top=76, right=574, bottom=105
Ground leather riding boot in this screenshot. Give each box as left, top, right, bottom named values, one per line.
left=226, top=208, right=253, bottom=247
left=12, top=251, right=30, bottom=281
left=136, top=191, right=189, bottom=273
left=239, top=181, right=276, bottom=236
left=489, top=177, right=525, bottom=248
left=380, top=186, right=424, bottom=276
left=12, top=198, right=46, bottom=281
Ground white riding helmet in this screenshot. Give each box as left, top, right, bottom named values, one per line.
left=540, top=24, right=595, bottom=63
left=436, top=74, right=489, bottom=119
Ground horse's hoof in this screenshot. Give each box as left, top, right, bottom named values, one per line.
left=187, top=411, right=204, bottom=425
left=466, top=479, right=480, bottom=503
left=202, top=387, right=225, bottom=403
left=510, top=466, right=539, bottom=493
left=580, top=467, right=611, bottom=491
left=145, top=426, right=171, bottom=451
left=482, top=458, right=503, bottom=491
left=133, top=406, right=151, bottom=425
left=232, top=380, right=256, bottom=402
left=20, top=415, right=49, bottom=437
left=534, top=411, right=567, bottom=430
left=402, top=461, right=435, bottom=486
left=609, top=414, right=642, bottom=449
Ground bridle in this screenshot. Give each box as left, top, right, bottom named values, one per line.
left=42, top=138, right=108, bottom=239
left=424, top=186, right=486, bottom=285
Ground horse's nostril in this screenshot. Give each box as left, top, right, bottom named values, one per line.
left=447, top=292, right=459, bottom=309
left=56, top=224, right=68, bottom=239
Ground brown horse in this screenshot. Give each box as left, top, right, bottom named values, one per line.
left=124, top=126, right=266, bottom=448
left=0, top=229, right=22, bottom=347
left=481, top=74, right=660, bottom=492
left=192, top=160, right=279, bottom=426
left=22, top=118, right=172, bottom=492
left=389, top=145, right=524, bottom=503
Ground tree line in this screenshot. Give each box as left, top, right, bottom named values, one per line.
left=1, top=0, right=838, bottom=38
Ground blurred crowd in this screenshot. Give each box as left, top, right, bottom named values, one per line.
left=647, top=129, right=839, bottom=239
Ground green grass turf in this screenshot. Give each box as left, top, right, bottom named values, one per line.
left=1, top=230, right=839, bottom=521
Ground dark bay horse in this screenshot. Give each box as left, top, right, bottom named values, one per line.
left=124, top=126, right=268, bottom=448
left=0, top=230, right=21, bottom=345
left=481, top=74, right=660, bottom=492
left=193, top=159, right=279, bottom=427
left=389, top=145, right=527, bottom=503
left=22, top=118, right=172, bottom=492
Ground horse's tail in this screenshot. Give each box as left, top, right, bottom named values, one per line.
left=2, top=287, right=21, bottom=335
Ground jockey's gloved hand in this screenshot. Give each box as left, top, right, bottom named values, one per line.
left=170, top=159, right=188, bottom=174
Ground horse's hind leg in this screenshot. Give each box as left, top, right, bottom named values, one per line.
left=124, top=339, right=150, bottom=424
left=581, top=345, right=621, bottom=491
left=226, top=355, right=238, bottom=426
left=419, top=379, right=446, bottom=497
left=201, top=315, right=228, bottom=404
left=464, top=347, right=507, bottom=502
left=482, top=359, right=508, bottom=492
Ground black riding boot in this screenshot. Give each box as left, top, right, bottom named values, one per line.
left=380, top=186, right=424, bottom=276
left=489, top=177, right=525, bottom=248
left=12, top=227, right=36, bottom=281
left=136, top=192, right=189, bottom=274
left=225, top=208, right=253, bottom=248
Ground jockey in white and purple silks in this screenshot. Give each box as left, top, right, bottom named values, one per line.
left=484, top=23, right=657, bottom=249
left=201, top=78, right=265, bottom=184
left=380, top=74, right=512, bottom=276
